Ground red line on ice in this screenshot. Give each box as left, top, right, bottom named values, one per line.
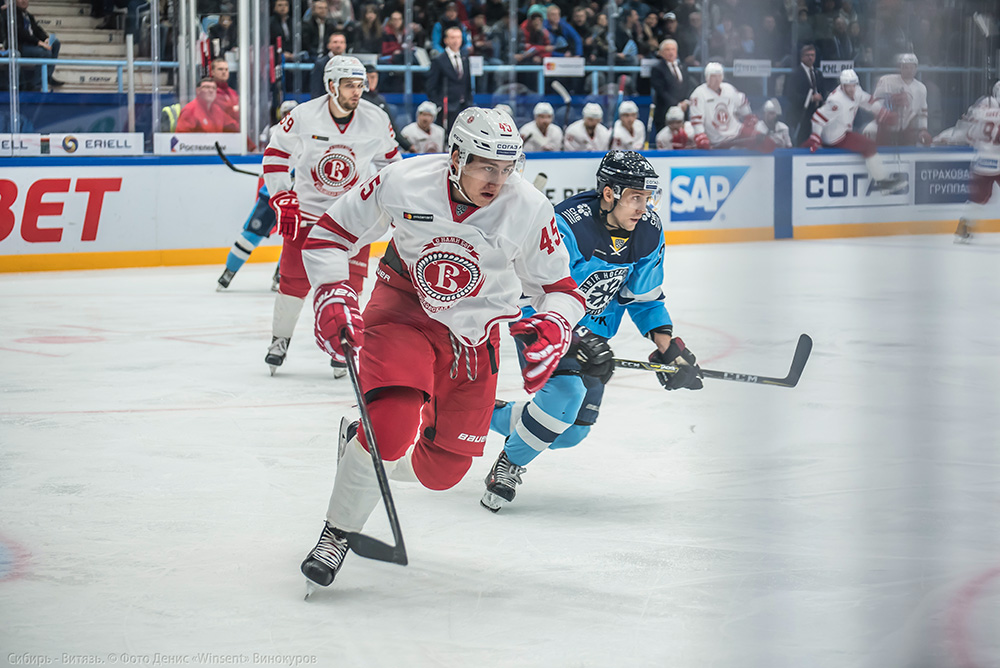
left=947, top=565, right=1000, bottom=668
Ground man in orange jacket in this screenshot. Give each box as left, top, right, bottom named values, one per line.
left=175, top=77, right=239, bottom=133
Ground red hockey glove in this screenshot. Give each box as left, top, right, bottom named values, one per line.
left=694, top=133, right=710, bottom=149
left=270, top=190, right=301, bottom=240
left=510, top=312, right=572, bottom=394
left=918, top=129, right=932, bottom=146
left=739, top=115, right=758, bottom=138
left=649, top=336, right=703, bottom=391
left=313, top=282, right=364, bottom=363
left=805, top=133, right=822, bottom=152
left=672, top=131, right=688, bottom=150
left=876, top=107, right=899, bottom=126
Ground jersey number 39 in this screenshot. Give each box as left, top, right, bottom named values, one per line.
left=539, top=218, right=561, bottom=254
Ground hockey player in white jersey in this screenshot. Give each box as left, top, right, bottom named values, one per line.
left=955, top=81, right=1000, bottom=243
left=689, top=62, right=774, bottom=151
left=806, top=69, right=906, bottom=194
left=862, top=53, right=931, bottom=146
left=401, top=100, right=446, bottom=154
left=655, top=105, right=694, bottom=149
left=564, top=103, right=611, bottom=151
left=520, top=101, right=564, bottom=152
left=610, top=100, right=645, bottom=150
left=298, top=107, right=585, bottom=589
left=261, top=55, right=401, bottom=376
left=755, top=98, right=793, bottom=148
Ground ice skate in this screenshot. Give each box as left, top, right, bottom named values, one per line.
left=875, top=174, right=907, bottom=195
left=271, top=266, right=280, bottom=292
left=338, top=417, right=358, bottom=463
left=301, top=521, right=350, bottom=596
left=481, top=450, right=526, bottom=513
left=265, top=336, right=290, bottom=376
left=331, top=358, right=348, bottom=379
left=954, top=217, right=973, bottom=244
left=216, top=269, right=235, bottom=291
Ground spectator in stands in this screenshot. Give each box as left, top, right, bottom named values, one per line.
left=617, top=9, right=641, bottom=64
left=487, top=13, right=515, bottom=63
left=755, top=98, right=793, bottom=147
left=309, top=31, right=347, bottom=98
left=520, top=101, right=564, bottom=152
left=352, top=4, right=383, bottom=55
left=208, top=10, right=237, bottom=57
left=757, top=14, right=788, bottom=66
left=426, top=25, right=472, bottom=130
left=270, top=0, right=295, bottom=62
left=518, top=7, right=554, bottom=64
left=176, top=77, right=239, bottom=133
left=639, top=11, right=663, bottom=56
left=381, top=10, right=405, bottom=61
left=820, top=17, right=854, bottom=61
left=564, top=102, right=610, bottom=151
left=736, top=24, right=756, bottom=58
left=401, top=101, right=446, bottom=154
left=570, top=6, right=591, bottom=45
left=678, top=11, right=702, bottom=67
left=326, top=0, right=353, bottom=32
left=545, top=5, right=583, bottom=58
left=210, top=58, right=239, bottom=123
left=361, top=63, right=412, bottom=152
left=660, top=11, right=679, bottom=42
left=11, top=0, right=62, bottom=90
left=650, top=38, right=692, bottom=134
left=655, top=105, right=695, bottom=149
left=586, top=12, right=610, bottom=65
left=482, top=0, right=506, bottom=25
left=302, top=0, right=336, bottom=61
left=794, top=8, right=815, bottom=49
left=786, top=44, right=825, bottom=146
left=431, top=2, right=471, bottom=57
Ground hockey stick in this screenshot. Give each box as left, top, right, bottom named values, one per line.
left=532, top=172, right=548, bottom=192
left=644, top=103, right=655, bottom=150
left=607, top=74, right=627, bottom=149
left=215, top=142, right=261, bottom=177
left=339, top=334, right=408, bottom=566
left=551, top=80, right=573, bottom=150
left=613, top=333, right=813, bottom=388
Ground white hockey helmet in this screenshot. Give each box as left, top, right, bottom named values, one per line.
left=276, top=99, right=298, bottom=121
left=416, top=100, right=438, bottom=116
left=839, top=68, right=860, bottom=86
left=897, top=53, right=918, bottom=67
left=619, top=100, right=639, bottom=116
left=582, top=102, right=604, bottom=120
left=533, top=101, right=554, bottom=117
left=323, top=55, right=368, bottom=98
left=666, top=105, right=685, bottom=122
left=494, top=103, right=514, bottom=118
left=993, top=80, right=1000, bottom=101
left=763, top=98, right=782, bottom=116
left=704, top=61, right=724, bottom=82
left=448, top=107, right=524, bottom=193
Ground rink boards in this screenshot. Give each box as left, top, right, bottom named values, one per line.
left=0, top=148, right=995, bottom=272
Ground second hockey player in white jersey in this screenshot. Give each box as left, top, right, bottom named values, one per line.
left=564, top=103, right=611, bottom=151
left=956, top=81, right=1000, bottom=243
left=655, top=105, right=694, bottom=149
left=688, top=62, right=774, bottom=151
left=297, top=107, right=585, bottom=590
left=610, top=100, right=645, bottom=150
left=401, top=100, right=446, bottom=154
left=862, top=53, right=931, bottom=146
left=520, top=101, right=564, bottom=152
left=262, top=55, right=402, bottom=375
left=755, top=98, right=793, bottom=148
left=807, top=69, right=906, bottom=194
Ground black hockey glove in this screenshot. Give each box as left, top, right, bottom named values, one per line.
left=649, top=336, right=703, bottom=391
left=571, top=327, right=614, bottom=385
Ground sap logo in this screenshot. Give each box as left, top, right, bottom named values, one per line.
left=805, top=172, right=909, bottom=198
left=669, top=166, right=749, bottom=222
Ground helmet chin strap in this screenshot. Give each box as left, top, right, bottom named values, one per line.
left=329, top=88, right=351, bottom=117
left=449, top=157, right=475, bottom=205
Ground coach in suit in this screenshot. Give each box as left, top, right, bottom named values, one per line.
left=649, top=36, right=692, bottom=134
left=425, top=25, right=472, bottom=131
left=786, top=44, right=826, bottom=146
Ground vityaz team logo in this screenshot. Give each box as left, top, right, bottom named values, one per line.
left=413, top=236, right=485, bottom=313
left=712, top=104, right=730, bottom=129
left=311, top=145, right=359, bottom=197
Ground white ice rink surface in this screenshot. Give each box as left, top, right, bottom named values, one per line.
left=2, top=235, right=999, bottom=668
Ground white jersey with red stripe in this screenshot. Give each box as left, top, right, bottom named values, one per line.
left=610, top=119, right=645, bottom=150
left=563, top=120, right=611, bottom=152
left=262, top=96, right=401, bottom=222
left=401, top=121, right=446, bottom=154
left=755, top=119, right=793, bottom=148
left=688, top=82, right=751, bottom=145
left=811, top=85, right=885, bottom=144
left=302, top=154, right=586, bottom=347
left=655, top=121, right=694, bottom=149
left=873, top=74, right=928, bottom=131
left=519, top=120, right=564, bottom=152
left=967, top=96, right=1000, bottom=176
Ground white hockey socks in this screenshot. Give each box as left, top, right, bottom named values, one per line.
left=865, top=154, right=889, bottom=183
left=325, top=437, right=383, bottom=534
left=387, top=449, right=418, bottom=483
left=272, top=292, right=306, bottom=339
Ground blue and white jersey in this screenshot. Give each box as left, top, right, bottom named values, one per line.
left=526, top=190, right=671, bottom=339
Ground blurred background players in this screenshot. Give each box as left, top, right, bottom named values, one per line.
left=401, top=101, right=446, bottom=154
left=218, top=100, right=298, bottom=292
left=806, top=69, right=905, bottom=194
left=520, top=101, right=563, bottom=152
left=564, top=103, right=610, bottom=151
left=176, top=77, right=239, bottom=133
left=611, top=100, right=645, bottom=150
left=955, top=81, right=1000, bottom=243
left=863, top=53, right=931, bottom=146
left=756, top=99, right=792, bottom=148
left=688, top=62, right=773, bottom=151
left=655, top=105, right=694, bottom=149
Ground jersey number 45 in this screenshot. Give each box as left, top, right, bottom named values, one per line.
left=539, top=218, right=562, bottom=254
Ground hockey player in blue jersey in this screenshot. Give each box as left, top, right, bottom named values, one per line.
left=482, top=150, right=704, bottom=512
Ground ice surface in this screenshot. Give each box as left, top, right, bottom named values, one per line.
left=1, top=235, right=999, bottom=668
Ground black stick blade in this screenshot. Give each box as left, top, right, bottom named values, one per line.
left=778, top=333, right=813, bottom=388
left=346, top=532, right=408, bottom=566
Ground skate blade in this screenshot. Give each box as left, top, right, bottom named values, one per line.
left=304, top=580, right=319, bottom=600
left=216, top=284, right=227, bottom=292
left=332, top=368, right=347, bottom=379
left=480, top=491, right=507, bottom=513
left=269, top=365, right=278, bottom=376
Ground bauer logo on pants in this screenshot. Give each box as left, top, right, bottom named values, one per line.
left=669, top=166, right=749, bottom=222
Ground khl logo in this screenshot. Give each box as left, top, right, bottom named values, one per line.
left=669, top=166, right=749, bottom=222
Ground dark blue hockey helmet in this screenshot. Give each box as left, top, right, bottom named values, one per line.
left=596, top=150, right=659, bottom=200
